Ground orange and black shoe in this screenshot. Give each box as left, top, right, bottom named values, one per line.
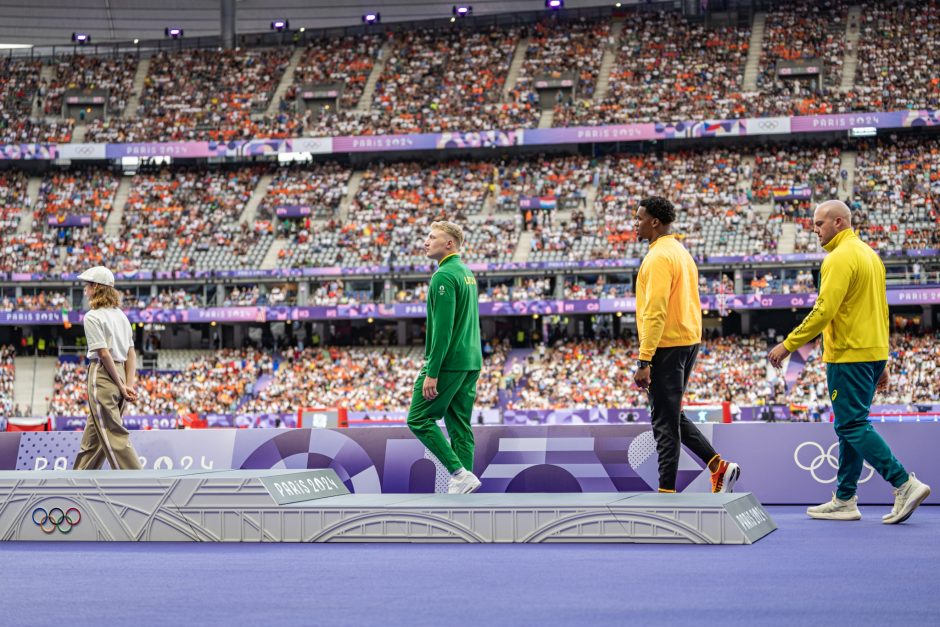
left=711, top=460, right=741, bottom=493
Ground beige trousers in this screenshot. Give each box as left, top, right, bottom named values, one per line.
left=73, top=360, right=142, bottom=470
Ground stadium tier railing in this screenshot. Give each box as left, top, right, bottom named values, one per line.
left=1, top=285, right=939, bottom=326
left=1, top=109, right=937, bottom=162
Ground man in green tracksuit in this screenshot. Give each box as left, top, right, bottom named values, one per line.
left=769, top=200, right=931, bottom=523
left=407, top=221, right=483, bottom=494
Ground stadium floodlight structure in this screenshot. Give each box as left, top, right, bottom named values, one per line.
left=452, top=5, right=472, bottom=16
left=165, top=27, right=184, bottom=39
left=546, top=0, right=564, bottom=9
left=362, top=12, right=381, bottom=24
left=270, top=20, right=289, bottom=32
left=71, top=33, right=90, bottom=44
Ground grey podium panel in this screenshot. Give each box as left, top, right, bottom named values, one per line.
left=0, top=471, right=776, bottom=544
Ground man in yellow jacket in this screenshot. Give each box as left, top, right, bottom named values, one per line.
left=633, top=196, right=740, bottom=494
left=769, top=200, right=930, bottom=523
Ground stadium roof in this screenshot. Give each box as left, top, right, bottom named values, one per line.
left=0, top=0, right=639, bottom=48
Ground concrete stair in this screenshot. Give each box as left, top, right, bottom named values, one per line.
left=502, top=37, right=531, bottom=101
left=71, top=124, right=88, bottom=143
left=16, top=176, right=42, bottom=234
left=266, top=47, right=304, bottom=116
left=777, top=221, right=797, bottom=254
left=123, top=57, right=150, bottom=118
left=839, top=150, right=857, bottom=200
left=14, top=356, right=57, bottom=417
left=739, top=155, right=757, bottom=196
left=260, top=238, right=290, bottom=269
left=742, top=12, right=767, bottom=92
left=512, top=231, right=534, bottom=262
left=105, top=176, right=133, bottom=236
left=31, top=63, right=56, bottom=119
left=593, top=18, right=625, bottom=103
left=840, top=6, right=863, bottom=93
left=338, top=170, right=365, bottom=222
left=538, top=109, right=554, bottom=129
left=240, top=173, right=273, bottom=224
left=356, top=42, right=393, bottom=112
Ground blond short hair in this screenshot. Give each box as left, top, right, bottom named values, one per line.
left=88, top=283, right=122, bottom=309
left=430, top=221, right=464, bottom=249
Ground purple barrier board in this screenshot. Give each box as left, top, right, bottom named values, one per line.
left=2, top=110, right=938, bottom=162
left=47, top=214, right=91, bottom=228
left=275, top=205, right=313, bottom=218
left=3, top=249, right=936, bottom=284
left=1, top=423, right=937, bottom=504
left=2, top=284, right=937, bottom=326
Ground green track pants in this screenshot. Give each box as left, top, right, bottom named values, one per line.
left=406, top=367, right=480, bottom=474
left=827, top=361, right=909, bottom=501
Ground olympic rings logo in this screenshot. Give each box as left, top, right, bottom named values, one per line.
left=794, top=442, right=875, bottom=484
left=32, top=507, right=82, bottom=534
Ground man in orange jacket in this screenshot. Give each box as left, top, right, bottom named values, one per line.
left=633, top=196, right=740, bottom=494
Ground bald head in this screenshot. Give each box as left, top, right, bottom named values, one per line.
left=812, top=199, right=853, bottom=248
left=815, top=200, right=852, bottom=223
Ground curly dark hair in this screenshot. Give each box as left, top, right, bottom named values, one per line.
left=639, top=196, right=676, bottom=225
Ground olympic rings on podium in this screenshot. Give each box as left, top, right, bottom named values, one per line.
left=32, top=507, right=81, bottom=534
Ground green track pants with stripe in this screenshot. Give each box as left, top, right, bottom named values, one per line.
left=827, top=361, right=909, bottom=501
left=407, top=367, right=480, bottom=474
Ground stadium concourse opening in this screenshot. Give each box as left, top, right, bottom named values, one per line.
left=0, top=0, right=938, bottom=624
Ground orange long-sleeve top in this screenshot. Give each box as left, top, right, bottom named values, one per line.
left=635, top=234, right=703, bottom=360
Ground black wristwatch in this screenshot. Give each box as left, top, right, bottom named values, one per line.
left=637, top=360, right=652, bottom=370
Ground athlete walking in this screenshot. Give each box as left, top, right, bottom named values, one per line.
left=74, top=266, right=142, bottom=470
left=407, top=221, right=483, bottom=494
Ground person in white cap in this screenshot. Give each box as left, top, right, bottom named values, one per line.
left=73, top=266, right=142, bottom=470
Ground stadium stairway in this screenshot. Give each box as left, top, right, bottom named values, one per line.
left=742, top=12, right=767, bottom=92
left=502, top=37, right=530, bottom=101
left=105, top=176, right=132, bottom=236
left=513, top=231, right=533, bottom=262
left=13, top=356, right=56, bottom=417
left=261, top=238, right=289, bottom=270
left=16, top=176, right=42, bottom=234
left=840, top=6, right=863, bottom=93
left=123, top=57, right=150, bottom=118
left=31, top=64, right=55, bottom=119
left=538, top=108, right=554, bottom=129
left=840, top=150, right=857, bottom=199
left=71, top=124, right=87, bottom=143
left=240, top=173, right=273, bottom=224
left=593, top=18, right=625, bottom=103
left=266, top=47, right=305, bottom=116
left=338, top=170, right=365, bottom=223
left=356, top=41, right=393, bottom=112
left=777, top=222, right=797, bottom=254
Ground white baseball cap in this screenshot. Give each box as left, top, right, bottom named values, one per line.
left=78, top=266, right=115, bottom=287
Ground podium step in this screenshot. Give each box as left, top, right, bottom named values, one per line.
left=0, top=470, right=776, bottom=544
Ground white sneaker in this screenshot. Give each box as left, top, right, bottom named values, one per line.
left=807, top=493, right=862, bottom=520
left=447, top=469, right=481, bottom=495
left=883, top=473, right=931, bottom=525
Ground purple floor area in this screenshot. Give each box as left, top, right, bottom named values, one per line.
left=1, top=506, right=937, bottom=627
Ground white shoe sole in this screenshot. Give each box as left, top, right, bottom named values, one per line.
left=883, top=483, right=931, bottom=524
left=807, top=509, right=862, bottom=521
left=718, top=464, right=740, bottom=493
left=459, top=477, right=482, bottom=494
left=448, top=476, right=482, bottom=495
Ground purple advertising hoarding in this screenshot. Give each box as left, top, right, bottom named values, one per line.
left=2, top=284, right=937, bottom=326
left=2, top=424, right=937, bottom=504
left=47, top=214, right=92, bottom=228
left=275, top=205, right=313, bottom=218
left=0, top=144, right=57, bottom=160
left=1, top=109, right=938, bottom=162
